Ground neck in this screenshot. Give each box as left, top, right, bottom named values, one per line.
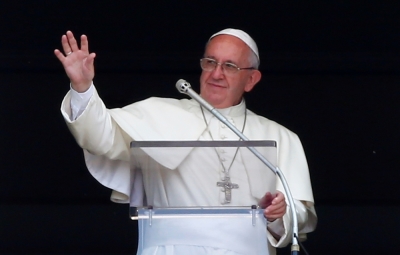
left=213, top=98, right=244, bottom=110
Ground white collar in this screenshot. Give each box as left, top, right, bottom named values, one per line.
left=189, top=98, right=246, bottom=119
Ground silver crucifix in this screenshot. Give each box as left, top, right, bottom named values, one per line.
left=217, top=176, right=239, bottom=203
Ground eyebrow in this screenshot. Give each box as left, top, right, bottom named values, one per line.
left=204, top=55, right=237, bottom=64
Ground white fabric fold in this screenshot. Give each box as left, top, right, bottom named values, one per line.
left=60, top=85, right=317, bottom=252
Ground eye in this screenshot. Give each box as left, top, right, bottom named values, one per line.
left=205, top=58, right=217, bottom=65
left=224, top=62, right=238, bottom=70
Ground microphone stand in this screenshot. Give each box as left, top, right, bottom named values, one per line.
left=176, top=79, right=300, bottom=255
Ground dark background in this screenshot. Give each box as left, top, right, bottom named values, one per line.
left=1, top=1, right=399, bottom=254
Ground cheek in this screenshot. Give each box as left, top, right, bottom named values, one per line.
left=199, top=72, right=206, bottom=86
left=200, top=72, right=211, bottom=90
left=226, top=78, right=240, bottom=92
left=227, top=81, right=247, bottom=100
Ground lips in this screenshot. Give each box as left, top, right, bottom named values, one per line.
left=208, top=82, right=226, bottom=89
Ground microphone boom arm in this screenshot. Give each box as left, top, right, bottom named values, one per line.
left=176, top=79, right=300, bottom=254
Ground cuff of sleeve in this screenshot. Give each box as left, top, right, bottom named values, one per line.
left=267, top=217, right=285, bottom=238
left=70, top=83, right=94, bottom=120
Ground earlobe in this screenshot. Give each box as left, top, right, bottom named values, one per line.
left=244, top=70, right=262, bottom=92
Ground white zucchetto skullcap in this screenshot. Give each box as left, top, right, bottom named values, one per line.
left=209, top=28, right=259, bottom=60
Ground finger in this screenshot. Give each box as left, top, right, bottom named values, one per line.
left=266, top=211, right=285, bottom=220
left=66, top=30, right=79, bottom=52
left=262, top=192, right=272, bottom=202
left=272, top=203, right=287, bottom=214
left=61, top=35, right=72, bottom=56
left=80, top=34, right=89, bottom=53
left=84, top=53, right=96, bottom=72
left=265, top=204, right=283, bottom=214
left=272, top=192, right=285, bottom=204
left=259, top=193, right=273, bottom=208
left=264, top=206, right=286, bottom=219
left=272, top=195, right=284, bottom=205
left=271, top=207, right=286, bottom=217
left=86, top=52, right=96, bottom=63
left=54, top=49, right=65, bottom=62
left=266, top=199, right=286, bottom=213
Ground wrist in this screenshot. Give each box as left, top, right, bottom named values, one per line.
left=71, top=84, right=91, bottom=93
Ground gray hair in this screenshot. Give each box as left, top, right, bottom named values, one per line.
left=248, top=50, right=260, bottom=69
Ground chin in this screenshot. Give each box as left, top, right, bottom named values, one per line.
left=202, top=94, right=222, bottom=106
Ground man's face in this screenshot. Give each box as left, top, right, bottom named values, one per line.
left=200, top=35, right=260, bottom=109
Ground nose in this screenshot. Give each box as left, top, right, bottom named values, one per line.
left=211, top=63, right=224, bottom=79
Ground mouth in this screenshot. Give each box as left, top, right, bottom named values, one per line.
left=207, top=82, right=226, bottom=89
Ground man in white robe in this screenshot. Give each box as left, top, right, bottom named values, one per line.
left=55, top=28, right=317, bottom=255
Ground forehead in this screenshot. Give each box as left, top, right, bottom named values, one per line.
left=205, top=35, right=250, bottom=63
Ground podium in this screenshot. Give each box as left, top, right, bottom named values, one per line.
left=129, top=140, right=277, bottom=255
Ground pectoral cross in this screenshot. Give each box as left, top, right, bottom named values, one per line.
left=217, top=176, right=239, bottom=203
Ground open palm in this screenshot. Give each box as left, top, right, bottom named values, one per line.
left=54, top=31, right=96, bottom=92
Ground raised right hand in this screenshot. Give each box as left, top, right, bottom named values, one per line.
left=54, top=31, right=96, bottom=92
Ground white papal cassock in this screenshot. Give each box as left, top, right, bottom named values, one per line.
left=61, top=85, right=317, bottom=255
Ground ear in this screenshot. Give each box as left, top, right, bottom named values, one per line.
left=244, top=70, right=262, bottom=92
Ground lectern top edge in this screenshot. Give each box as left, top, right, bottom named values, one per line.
left=130, top=140, right=277, bottom=148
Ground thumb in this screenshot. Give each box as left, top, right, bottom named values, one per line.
left=85, top=53, right=96, bottom=68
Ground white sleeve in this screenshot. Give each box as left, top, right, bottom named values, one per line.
left=267, top=199, right=317, bottom=247
left=70, top=83, right=95, bottom=121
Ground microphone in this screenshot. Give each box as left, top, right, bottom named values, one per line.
left=176, top=79, right=214, bottom=112
left=176, top=79, right=243, bottom=135
left=176, top=79, right=301, bottom=255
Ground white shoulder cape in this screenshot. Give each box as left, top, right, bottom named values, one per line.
left=61, top=87, right=316, bottom=248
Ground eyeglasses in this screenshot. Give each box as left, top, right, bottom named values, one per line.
left=200, top=58, right=255, bottom=75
